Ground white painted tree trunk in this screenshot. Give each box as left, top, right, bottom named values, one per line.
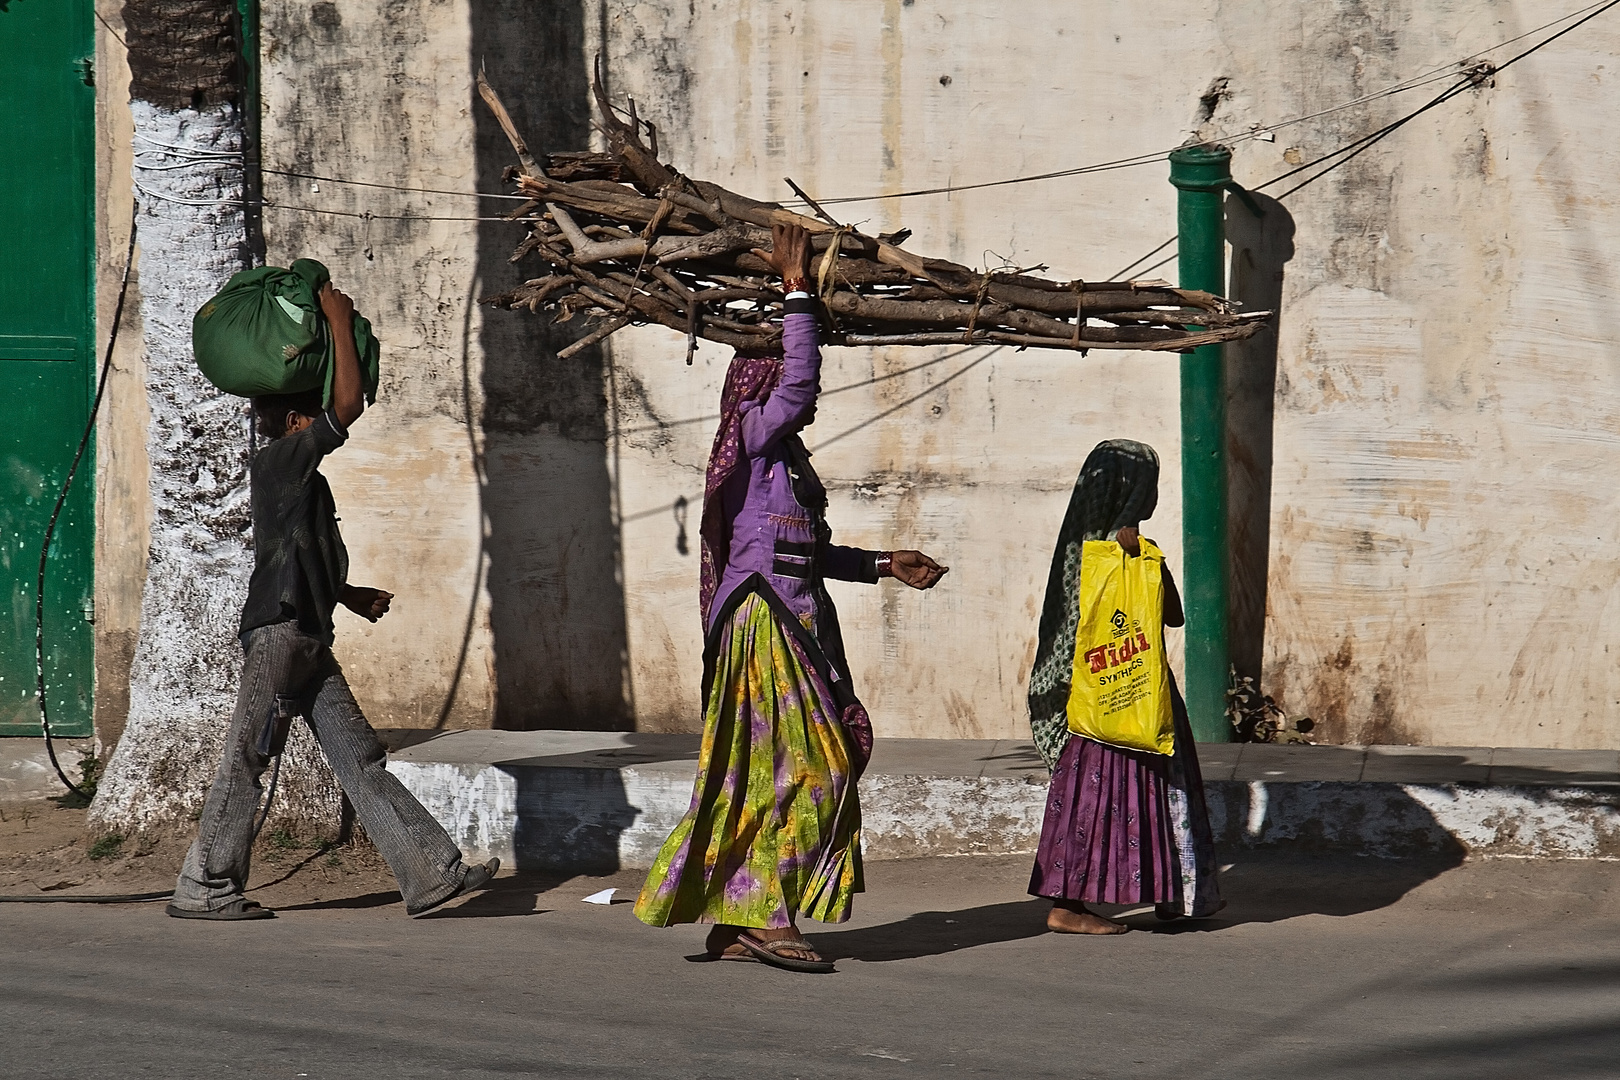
left=89, top=102, right=341, bottom=837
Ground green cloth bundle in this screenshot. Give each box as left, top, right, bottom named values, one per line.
left=192, top=258, right=380, bottom=405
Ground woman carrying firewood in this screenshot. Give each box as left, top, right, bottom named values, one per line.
left=1025, top=440, right=1224, bottom=933
left=632, top=223, right=948, bottom=973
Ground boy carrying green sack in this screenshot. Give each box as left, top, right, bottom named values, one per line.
left=193, top=257, right=381, bottom=406
left=170, top=277, right=496, bottom=921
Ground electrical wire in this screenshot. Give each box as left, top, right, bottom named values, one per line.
left=113, top=0, right=1616, bottom=228
left=35, top=203, right=138, bottom=802
left=1106, top=0, right=1620, bottom=287
left=114, top=2, right=1616, bottom=221
left=254, top=753, right=282, bottom=841
left=262, top=168, right=532, bottom=202
left=1206, top=0, right=1616, bottom=150
left=0, top=890, right=170, bottom=904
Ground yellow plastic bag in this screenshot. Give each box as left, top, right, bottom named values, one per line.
left=1065, top=537, right=1175, bottom=755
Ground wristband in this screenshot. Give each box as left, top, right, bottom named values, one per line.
left=783, top=276, right=810, bottom=295
left=876, top=551, right=893, bottom=578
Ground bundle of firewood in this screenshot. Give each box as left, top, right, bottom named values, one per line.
left=478, top=69, right=1269, bottom=362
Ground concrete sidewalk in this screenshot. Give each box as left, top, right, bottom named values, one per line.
left=379, top=731, right=1620, bottom=869
left=0, top=739, right=94, bottom=803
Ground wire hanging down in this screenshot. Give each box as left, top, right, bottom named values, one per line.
left=35, top=203, right=138, bottom=801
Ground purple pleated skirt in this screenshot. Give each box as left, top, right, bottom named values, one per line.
left=1029, top=687, right=1222, bottom=915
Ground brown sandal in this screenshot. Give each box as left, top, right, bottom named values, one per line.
left=734, top=931, right=835, bottom=974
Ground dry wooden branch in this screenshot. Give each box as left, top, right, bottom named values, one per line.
left=478, top=73, right=1271, bottom=358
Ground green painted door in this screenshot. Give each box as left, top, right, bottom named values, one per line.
left=0, top=0, right=96, bottom=737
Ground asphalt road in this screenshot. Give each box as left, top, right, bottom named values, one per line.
left=2, top=852, right=1618, bottom=1079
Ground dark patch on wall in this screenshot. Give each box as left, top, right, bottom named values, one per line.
left=123, top=0, right=239, bottom=108
left=1196, top=76, right=1230, bottom=125
left=472, top=1, right=633, bottom=730
left=309, top=2, right=340, bottom=31
left=1225, top=191, right=1295, bottom=692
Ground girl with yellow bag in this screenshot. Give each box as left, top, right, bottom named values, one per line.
left=1026, top=440, right=1223, bottom=934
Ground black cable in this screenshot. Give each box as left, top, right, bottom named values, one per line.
left=253, top=752, right=282, bottom=841
left=1108, top=0, right=1620, bottom=288
left=0, top=891, right=169, bottom=904
left=36, top=203, right=138, bottom=800
left=1107, top=236, right=1177, bottom=283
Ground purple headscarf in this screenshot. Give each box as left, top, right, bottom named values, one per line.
left=698, top=350, right=783, bottom=627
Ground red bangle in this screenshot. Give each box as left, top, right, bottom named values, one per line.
left=783, top=275, right=810, bottom=294
left=876, top=551, right=893, bottom=578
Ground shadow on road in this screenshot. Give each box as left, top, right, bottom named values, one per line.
left=1190, top=850, right=1467, bottom=928
left=277, top=890, right=401, bottom=912
left=812, top=850, right=1468, bottom=959
left=419, top=871, right=569, bottom=919
left=811, top=899, right=1050, bottom=961
left=275, top=870, right=574, bottom=917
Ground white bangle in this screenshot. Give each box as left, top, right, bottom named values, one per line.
left=785, top=290, right=811, bottom=300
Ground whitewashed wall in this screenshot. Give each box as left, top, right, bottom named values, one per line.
left=141, top=0, right=1620, bottom=748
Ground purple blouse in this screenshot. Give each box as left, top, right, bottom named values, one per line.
left=709, top=311, right=878, bottom=632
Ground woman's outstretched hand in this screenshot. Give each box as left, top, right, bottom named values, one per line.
left=889, top=550, right=948, bottom=590
left=752, top=222, right=814, bottom=284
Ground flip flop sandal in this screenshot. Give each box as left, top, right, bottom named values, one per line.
left=734, top=932, right=836, bottom=974
left=166, top=899, right=275, bottom=921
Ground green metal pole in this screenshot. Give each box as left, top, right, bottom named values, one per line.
left=1168, top=144, right=1232, bottom=743
left=235, top=0, right=263, bottom=262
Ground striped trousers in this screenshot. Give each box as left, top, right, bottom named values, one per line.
left=171, top=621, right=468, bottom=912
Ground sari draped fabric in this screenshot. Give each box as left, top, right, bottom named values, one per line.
left=633, top=589, right=863, bottom=928
left=638, top=334, right=868, bottom=930
left=1025, top=440, right=1222, bottom=915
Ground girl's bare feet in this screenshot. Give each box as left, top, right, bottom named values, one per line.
left=1047, top=899, right=1130, bottom=935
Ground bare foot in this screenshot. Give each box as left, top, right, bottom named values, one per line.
left=1047, top=900, right=1130, bottom=935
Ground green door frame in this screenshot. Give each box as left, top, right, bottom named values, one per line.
left=0, top=0, right=98, bottom=737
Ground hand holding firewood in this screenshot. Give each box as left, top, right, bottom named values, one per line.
left=752, top=223, right=813, bottom=287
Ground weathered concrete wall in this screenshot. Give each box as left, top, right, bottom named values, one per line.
left=1212, top=3, right=1620, bottom=749
left=93, top=0, right=149, bottom=754
left=90, top=0, right=1620, bottom=750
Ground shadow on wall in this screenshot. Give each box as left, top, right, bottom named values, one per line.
left=510, top=765, right=640, bottom=874
left=1225, top=191, right=1296, bottom=691
left=470, top=1, right=633, bottom=731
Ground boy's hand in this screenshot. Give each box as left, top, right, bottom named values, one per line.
left=322, top=280, right=365, bottom=428
left=340, top=585, right=393, bottom=622
left=319, top=282, right=356, bottom=328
